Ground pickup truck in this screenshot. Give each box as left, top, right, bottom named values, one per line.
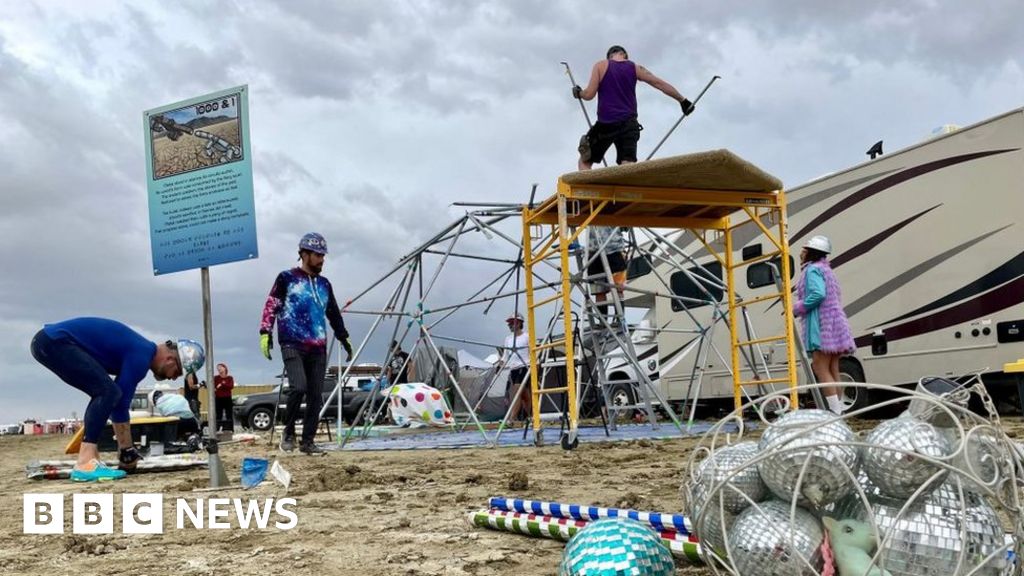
left=233, top=377, right=388, bottom=431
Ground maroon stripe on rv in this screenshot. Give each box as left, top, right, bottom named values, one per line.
left=830, top=204, right=941, bottom=269
left=792, top=149, right=1019, bottom=244
left=853, top=274, right=1024, bottom=348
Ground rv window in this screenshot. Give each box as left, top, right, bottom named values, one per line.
left=670, top=262, right=723, bottom=311
left=746, top=256, right=795, bottom=289
left=626, top=255, right=652, bottom=280
left=742, top=244, right=762, bottom=261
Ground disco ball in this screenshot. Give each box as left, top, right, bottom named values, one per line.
left=942, top=426, right=1003, bottom=493
left=728, top=499, right=824, bottom=576
left=863, top=416, right=951, bottom=499
left=559, top=518, right=675, bottom=576
left=832, top=475, right=1009, bottom=576
left=691, top=441, right=766, bottom=515
left=757, top=409, right=859, bottom=508
left=693, top=503, right=733, bottom=558
left=684, top=381, right=1024, bottom=576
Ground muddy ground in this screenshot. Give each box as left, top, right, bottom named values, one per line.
left=0, top=426, right=717, bottom=576
left=3, top=416, right=1023, bottom=576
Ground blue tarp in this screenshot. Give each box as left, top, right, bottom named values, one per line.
left=329, top=421, right=743, bottom=451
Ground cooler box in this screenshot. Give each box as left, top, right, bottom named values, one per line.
left=97, top=416, right=180, bottom=451
left=65, top=416, right=180, bottom=454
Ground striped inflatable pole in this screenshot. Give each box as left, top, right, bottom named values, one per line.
left=467, top=508, right=702, bottom=564
left=487, top=496, right=693, bottom=535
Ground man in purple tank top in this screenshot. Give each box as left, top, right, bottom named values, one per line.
left=573, top=45, right=694, bottom=170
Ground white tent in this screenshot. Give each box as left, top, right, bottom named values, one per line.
left=458, top=349, right=493, bottom=369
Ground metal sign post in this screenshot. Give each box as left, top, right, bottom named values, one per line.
left=201, top=267, right=229, bottom=487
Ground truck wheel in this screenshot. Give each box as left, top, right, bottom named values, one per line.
left=839, top=358, right=870, bottom=413
left=608, top=381, right=636, bottom=412
left=248, top=407, right=274, bottom=432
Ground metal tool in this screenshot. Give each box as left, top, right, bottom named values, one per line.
left=645, top=74, right=721, bottom=160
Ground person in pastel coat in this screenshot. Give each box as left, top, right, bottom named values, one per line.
left=793, top=235, right=856, bottom=414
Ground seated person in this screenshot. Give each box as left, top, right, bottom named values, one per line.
left=149, top=389, right=201, bottom=437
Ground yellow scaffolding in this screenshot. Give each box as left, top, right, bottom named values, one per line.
left=521, top=150, right=797, bottom=446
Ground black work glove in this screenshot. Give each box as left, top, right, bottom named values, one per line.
left=680, top=98, right=695, bottom=116
left=119, top=446, right=143, bottom=471
left=343, top=337, right=354, bottom=362
left=572, top=85, right=583, bottom=99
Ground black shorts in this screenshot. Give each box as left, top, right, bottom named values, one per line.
left=584, top=118, right=642, bottom=165
left=587, top=251, right=627, bottom=277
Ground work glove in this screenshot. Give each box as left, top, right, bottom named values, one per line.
left=680, top=98, right=695, bottom=116
left=118, top=446, right=143, bottom=471
left=260, top=333, right=273, bottom=361
left=343, top=337, right=354, bottom=362
left=572, top=85, right=583, bottom=99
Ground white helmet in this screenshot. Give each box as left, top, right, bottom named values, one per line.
left=804, top=235, right=832, bottom=254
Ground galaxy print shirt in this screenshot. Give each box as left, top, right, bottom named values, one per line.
left=260, top=267, right=348, bottom=354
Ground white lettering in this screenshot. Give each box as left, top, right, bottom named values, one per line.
left=274, top=498, right=298, bottom=530
left=233, top=498, right=273, bottom=529
left=176, top=499, right=203, bottom=529
left=208, top=498, right=231, bottom=529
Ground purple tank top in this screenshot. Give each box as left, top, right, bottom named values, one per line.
left=597, top=60, right=638, bottom=123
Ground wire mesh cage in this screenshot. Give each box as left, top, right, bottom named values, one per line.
left=681, top=378, right=1024, bottom=576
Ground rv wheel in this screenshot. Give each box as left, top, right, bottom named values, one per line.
left=608, top=381, right=636, bottom=409
left=839, top=358, right=871, bottom=413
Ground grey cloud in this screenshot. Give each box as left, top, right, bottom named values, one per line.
left=2, top=1, right=1023, bottom=423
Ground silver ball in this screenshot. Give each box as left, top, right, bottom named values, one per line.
left=832, top=476, right=1008, bottom=576
left=757, top=409, right=859, bottom=508
left=863, top=416, right=951, bottom=498
left=728, top=499, right=824, bottom=576
left=941, top=427, right=1002, bottom=493
left=693, top=441, right=766, bottom=515
left=693, top=503, right=733, bottom=559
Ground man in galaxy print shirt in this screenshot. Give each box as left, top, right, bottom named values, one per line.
left=260, top=232, right=352, bottom=455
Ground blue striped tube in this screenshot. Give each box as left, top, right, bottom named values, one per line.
left=487, top=496, right=692, bottom=535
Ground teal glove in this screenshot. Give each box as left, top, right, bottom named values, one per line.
left=260, top=333, right=272, bottom=361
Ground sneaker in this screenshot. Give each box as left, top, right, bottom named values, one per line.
left=279, top=434, right=296, bottom=453
left=299, top=442, right=325, bottom=456
left=71, top=460, right=127, bottom=483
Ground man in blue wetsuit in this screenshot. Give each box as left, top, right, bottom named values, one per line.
left=573, top=45, right=694, bottom=170
left=260, top=232, right=353, bottom=455
left=30, top=318, right=204, bottom=482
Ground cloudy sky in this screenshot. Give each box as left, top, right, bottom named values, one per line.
left=1, top=1, right=1022, bottom=423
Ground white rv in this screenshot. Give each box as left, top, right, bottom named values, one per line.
left=619, top=106, right=1024, bottom=412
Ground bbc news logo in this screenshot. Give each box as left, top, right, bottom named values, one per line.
left=24, top=494, right=298, bottom=534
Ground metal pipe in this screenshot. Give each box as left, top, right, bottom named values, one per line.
left=419, top=326, right=494, bottom=445
left=422, top=249, right=519, bottom=264
left=452, top=202, right=525, bottom=208
left=645, top=74, right=721, bottom=161
left=200, top=267, right=229, bottom=487
left=560, top=61, right=606, bottom=168
left=346, top=216, right=468, bottom=307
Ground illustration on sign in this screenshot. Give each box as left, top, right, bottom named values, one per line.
left=149, top=93, right=243, bottom=179
left=144, top=85, right=257, bottom=275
